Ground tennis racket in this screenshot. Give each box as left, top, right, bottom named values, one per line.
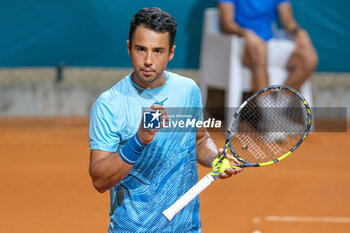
left=162, top=85, right=312, bottom=221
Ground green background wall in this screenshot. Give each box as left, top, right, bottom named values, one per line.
left=0, top=0, right=349, bottom=71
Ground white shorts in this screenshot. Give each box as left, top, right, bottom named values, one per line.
left=267, top=38, right=295, bottom=68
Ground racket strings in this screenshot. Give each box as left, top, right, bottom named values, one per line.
left=229, top=88, right=309, bottom=164
left=236, top=133, right=270, bottom=161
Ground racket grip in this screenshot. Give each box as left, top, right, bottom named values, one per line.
left=162, top=174, right=214, bottom=221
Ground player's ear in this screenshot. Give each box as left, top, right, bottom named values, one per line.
left=168, top=45, right=175, bottom=61
left=127, top=40, right=131, bottom=56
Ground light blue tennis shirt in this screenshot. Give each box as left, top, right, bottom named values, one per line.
left=217, top=0, right=290, bottom=41
left=89, top=71, right=203, bottom=232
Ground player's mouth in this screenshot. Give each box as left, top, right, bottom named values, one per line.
left=141, top=68, right=155, bottom=76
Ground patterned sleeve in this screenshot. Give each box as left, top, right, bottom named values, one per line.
left=192, top=83, right=204, bottom=122
left=193, top=84, right=203, bottom=109
left=89, top=99, right=121, bottom=152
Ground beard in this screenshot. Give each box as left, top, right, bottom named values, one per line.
left=131, top=69, right=166, bottom=88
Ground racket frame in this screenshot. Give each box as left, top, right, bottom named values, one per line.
left=162, top=85, right=312, bottom=221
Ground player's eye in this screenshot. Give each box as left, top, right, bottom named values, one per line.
left=137, top=47, right=146, bottom=53
left=154, top=49, right=163, bottom=55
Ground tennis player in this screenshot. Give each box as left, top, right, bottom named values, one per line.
left=89, top=7, right=242, bottom=232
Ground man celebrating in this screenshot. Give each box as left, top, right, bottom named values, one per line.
left=89, top=7, right=241, bottom=232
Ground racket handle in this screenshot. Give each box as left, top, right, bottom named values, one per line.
left=162, top=173, right=214, bottom=221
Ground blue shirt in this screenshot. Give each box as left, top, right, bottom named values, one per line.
left=217, top=0, right=290, bottom=41
left=89, top=71, right=203, bottom=232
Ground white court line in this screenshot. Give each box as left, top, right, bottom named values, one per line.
left=264, top=216, right=350, bottom=223
left=252, top=216, right=350, bottom=233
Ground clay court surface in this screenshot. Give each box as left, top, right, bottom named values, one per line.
left=0, top=117, right=349, bottom=233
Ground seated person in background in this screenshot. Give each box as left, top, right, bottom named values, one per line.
left=217, top=0, right=318, bottom=92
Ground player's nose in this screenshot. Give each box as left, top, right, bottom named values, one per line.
left=144, top=52, right=153, bottom=66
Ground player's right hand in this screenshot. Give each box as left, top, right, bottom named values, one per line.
left=137, top=104, right=168, bottom=145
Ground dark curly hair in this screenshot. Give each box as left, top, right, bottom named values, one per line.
left=129, top=7, right=177, bottom=50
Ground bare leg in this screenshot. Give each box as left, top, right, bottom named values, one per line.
left=284, top=45, right=318, bottom=91
left=242, top=42, right=269, bottom=92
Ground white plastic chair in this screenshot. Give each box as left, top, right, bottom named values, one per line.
left=199, top=7, right=313, bottom=121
